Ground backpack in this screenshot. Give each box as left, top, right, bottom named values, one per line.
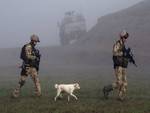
left=20, top=44, right=27, bottom=61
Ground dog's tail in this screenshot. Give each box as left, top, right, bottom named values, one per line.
left=55, top=84, right=58, bottom=89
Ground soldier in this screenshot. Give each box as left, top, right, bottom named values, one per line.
left=103, top=30, right=129, bottom=101
left=12, top=34, right=41, bottom=98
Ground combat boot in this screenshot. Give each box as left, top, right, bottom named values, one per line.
left=103, top=84, right=113, bottom=99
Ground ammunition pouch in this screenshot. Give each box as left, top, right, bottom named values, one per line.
left=113, top=56, right=128, bottom=68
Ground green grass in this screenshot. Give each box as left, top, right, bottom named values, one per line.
left=0, top=70, right=150, bottom=113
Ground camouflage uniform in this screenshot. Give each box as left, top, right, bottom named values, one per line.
left=12, top=42, right=41, bottom=98
left=112, top=39, right=128, bottom=100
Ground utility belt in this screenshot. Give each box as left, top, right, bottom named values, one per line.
left=113, top=56, right=128, bottom=69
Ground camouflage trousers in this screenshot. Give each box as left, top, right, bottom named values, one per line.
left=112, top=66, right=127, bottom=100
left=12, top=67, right=41, bottom=98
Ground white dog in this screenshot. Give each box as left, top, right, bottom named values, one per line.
left=54, top=83, right=80, bottom=101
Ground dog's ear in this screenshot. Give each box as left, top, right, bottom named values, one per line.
left=74, top=83, right=79, bottom=87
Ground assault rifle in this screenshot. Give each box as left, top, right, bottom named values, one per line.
left=123, top=47, right=137, bottom=67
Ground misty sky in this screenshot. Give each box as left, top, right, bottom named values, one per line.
left=0, top=0, right=143, bottom=48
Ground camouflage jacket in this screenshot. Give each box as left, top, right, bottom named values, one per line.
left=113, top=39, right=125, bottom=56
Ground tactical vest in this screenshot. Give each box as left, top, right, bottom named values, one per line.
left=20, top=44, right=35, bottom=64
left=113, top=40, right=128, bottom=68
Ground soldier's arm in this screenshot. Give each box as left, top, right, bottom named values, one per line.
left=113, top=42, right=123, bottom=56
left=25, top=45, right=36, bottom=60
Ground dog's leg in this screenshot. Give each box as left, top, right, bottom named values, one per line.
left=70, top=93, right=78, bottom=100
left=68, top=95, right=70, bottom=102
left=54, top=90, right=61, bottom=101
left=54, top=95, right=58, bottom=101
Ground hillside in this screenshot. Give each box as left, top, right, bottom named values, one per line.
left=77, top=0, right=150, bottom=54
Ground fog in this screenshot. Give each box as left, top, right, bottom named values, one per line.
left=0, top=0, right=143, bottom=48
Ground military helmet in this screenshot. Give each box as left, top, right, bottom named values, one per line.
left=120, top=30, right=129, bottom=39
left=30, top=34, right=40, bottom=42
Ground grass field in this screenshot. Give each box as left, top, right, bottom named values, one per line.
left=0, top=67, right=150, bottom=113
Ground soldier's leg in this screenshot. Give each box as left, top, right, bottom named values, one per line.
left=113, top=66, right=123, bottom=91
left=121, top=68, right=127, bottom=98
left=112, top=67, right=120, bottom=89
left=12, top=69, right=28, bottom=98
left=30, top=68, right=41, bottom=96
left=117, top=66, right=124, bottom=99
